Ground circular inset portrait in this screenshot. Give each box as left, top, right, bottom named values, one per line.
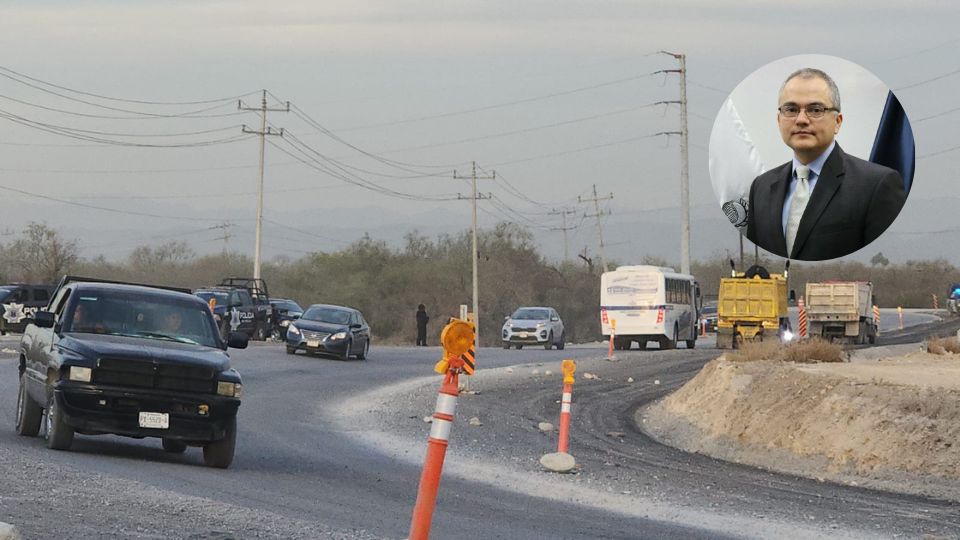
left=708, top=54, right=914, bottom=261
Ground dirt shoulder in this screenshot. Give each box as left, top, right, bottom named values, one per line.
left=641, top=344, right=960, bottom=501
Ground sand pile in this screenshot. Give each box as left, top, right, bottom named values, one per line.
left=642, top=344, right=960, bottom=500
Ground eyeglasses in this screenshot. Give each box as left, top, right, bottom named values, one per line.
left=778, top=103, right=839, bottom=119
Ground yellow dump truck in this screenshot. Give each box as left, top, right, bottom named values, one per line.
left=805, top=281, right=877, bottom=344
left=716, top=265, right=790, bottom=349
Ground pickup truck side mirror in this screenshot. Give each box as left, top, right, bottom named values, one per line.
left=226, top=331, right=248, bottom=349
left=34, top=311, right=55, bottom=328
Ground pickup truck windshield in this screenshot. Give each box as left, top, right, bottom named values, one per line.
left=66, top=293, right=219, bottom=348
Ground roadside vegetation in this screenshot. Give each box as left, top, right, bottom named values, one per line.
left=926, top=336, right=960, bottom=355
left=1, top=222, right=958, bottom=345
left=725, top=338, right=845, bottom=364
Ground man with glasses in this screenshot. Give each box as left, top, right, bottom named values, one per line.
left=746, top=68, right=906, bottom=260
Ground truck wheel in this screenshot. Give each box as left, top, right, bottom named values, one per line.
left=544, top=332, right=554, bottom=350
left=253, top=324, right=267, bottom=342
left=46, top=395, right=74, bottom=451
left=203, top=417, right=236, bottom=469
left=16, top=376, right=42, bottom=437
left=162, top=438, right=188, bottom=454
left=733, top=333, right=744, bottom=349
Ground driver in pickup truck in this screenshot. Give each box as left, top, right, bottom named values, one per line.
left=160, top=311, right=184, bottom=334
left=71, top=303, right=109, bottom=334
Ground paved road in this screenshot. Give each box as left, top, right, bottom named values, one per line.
left=0, top=316, right=958, bottom=538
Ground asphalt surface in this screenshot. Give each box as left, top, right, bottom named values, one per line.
left=0, top=310, right=957, bottom=539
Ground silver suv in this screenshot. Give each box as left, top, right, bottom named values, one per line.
left=502, top=307, right=565, bottom=350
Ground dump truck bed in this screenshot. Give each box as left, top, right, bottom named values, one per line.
left=718, top=277, right=788, bottom=322
left=806, top=282, right=872, bottom=322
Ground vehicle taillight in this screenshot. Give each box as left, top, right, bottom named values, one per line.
left=656, top=308, right=664, bottom=323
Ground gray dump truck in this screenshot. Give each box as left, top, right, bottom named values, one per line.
left=805, top=281, right=877, bottom=344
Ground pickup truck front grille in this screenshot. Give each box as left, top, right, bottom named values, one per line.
left=94, top=357, right=216, bottom=394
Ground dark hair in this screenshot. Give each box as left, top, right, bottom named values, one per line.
left=779, top=67, right=841, bottom=111
left=417, top=304, right=426, bottom=311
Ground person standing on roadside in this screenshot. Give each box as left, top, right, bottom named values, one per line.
left=416, top=304, right=429, bottom=346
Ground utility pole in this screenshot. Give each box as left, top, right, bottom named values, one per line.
left=239, top=90, right=289, bottom=280
left=454, top=161, right=494, bottom=347
left=578, top=185, right=613, bottom=272
left=658, top=51, right=691, bottom=276
left=548, top=208, right=577, bottom=261
left=210, top=222, right=234, bottom=254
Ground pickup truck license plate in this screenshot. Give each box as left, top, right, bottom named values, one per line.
left=139, top=412, right=169, bottom=429
left=306, top=339, right=320, bottom=348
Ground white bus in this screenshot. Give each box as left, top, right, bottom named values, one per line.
left=600, top=265, right=701, bottom=350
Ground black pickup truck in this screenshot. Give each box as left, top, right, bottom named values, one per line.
left=0, top=283, right=55, bottom=335
left=15, top=276, right=248, bottom=468
left=194, top=278, right=272, bottom=341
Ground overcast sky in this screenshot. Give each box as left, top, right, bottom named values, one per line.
left=0, top=1, right=957, bottom=263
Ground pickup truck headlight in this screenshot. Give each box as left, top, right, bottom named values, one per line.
left=330, top=331, right=347, bottom=340
left=217, top=381, right=242, bottom=397
left=287, top=324, right=300, bottom=336
left=68, top=366, right=92, bottom=382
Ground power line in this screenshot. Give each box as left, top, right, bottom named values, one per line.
left=0, top=91, right=250, bottom=120
left=285, top=100, right=464, bottom=170
left=489, top=132, right=663, bottom=167
left=268, top=136, right=460, bottom=201
left=0, top=107, right=254, bottom=147
left=895, top=65, right=960, bottom=91
left=0, top=182, right=236, bottom=222
left=0, top=65, right=258, bottom=106
left=333, top=72, right=662, bottom=132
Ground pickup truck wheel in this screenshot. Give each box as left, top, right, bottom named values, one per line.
left=270, top=327, right=282, bottom=341
left=253, top=324, right=267, bottom=342
left=16, top=376, right=42, bottom=437
left=203, top=417, right=236, bottom=468
left=162, top=438, right=188, bottom=454
left=46, top=395, right=74, bottom=450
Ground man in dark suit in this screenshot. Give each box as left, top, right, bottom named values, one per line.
left=746, top=68, right=907, bottom=261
